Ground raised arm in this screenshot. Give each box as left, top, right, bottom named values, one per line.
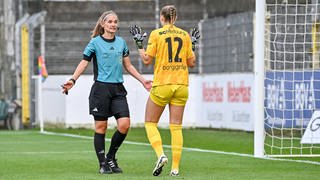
left=187, top=55, right=196, bottom=68
left=137, top=48, right=153, bottom=65
left=188, top=27, right=201, bottom=68
left=129, top=25, right=153, bottom=65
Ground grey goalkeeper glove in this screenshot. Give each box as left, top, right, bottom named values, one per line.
left=190, top=27, right=200, bottom=51
left=129, top=25, right=147, bottom=49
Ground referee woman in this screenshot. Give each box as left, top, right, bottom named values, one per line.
left=62, top=10, right=152, bottom=174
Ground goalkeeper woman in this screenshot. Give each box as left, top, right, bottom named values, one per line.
left=61, top=11, right=152, bottom=174
left=130, top=5, right=200, bottom=177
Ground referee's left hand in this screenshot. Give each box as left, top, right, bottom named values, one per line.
left=142, top=79, right=153, bottom=92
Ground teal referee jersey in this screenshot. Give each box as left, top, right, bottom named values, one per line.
left=83, top=35, right=129, bottom=83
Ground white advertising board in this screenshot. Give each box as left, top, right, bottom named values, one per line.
left=199, top=74, right=254, bottom=131
left=41, top=73, right=254, bottom=131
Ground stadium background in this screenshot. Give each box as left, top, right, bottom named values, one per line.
left=1, top=2, right=320, bottom=178
left=0, top=0, right=256, bottom=130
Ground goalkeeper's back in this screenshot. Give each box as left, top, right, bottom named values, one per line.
left=145, top=24, right=194, bottom=86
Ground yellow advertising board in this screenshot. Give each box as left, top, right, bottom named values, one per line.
left=21, top=24, right=30, bottom=125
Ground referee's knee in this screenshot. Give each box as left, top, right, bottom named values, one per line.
left=118, top=124, right=130, bottom=134
left=117, top=117, right=130, bottom=134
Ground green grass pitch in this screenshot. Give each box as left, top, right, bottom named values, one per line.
left=0, top=128, right=319, bottom=180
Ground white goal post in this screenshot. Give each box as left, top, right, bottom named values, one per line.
left=255, top=0, right=320, bottom=157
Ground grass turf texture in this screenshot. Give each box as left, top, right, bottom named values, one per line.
left=0, top=128, right=319, bottom=180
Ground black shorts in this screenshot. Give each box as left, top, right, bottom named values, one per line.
left=89, top=81, right=130, bottom=120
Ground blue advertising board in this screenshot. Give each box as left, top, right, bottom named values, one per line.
left=265, top=71, right=320, bottom=128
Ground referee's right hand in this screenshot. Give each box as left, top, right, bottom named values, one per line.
left=61, top=80, right=75, bottom=95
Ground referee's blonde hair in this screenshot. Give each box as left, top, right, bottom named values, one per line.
left=91, top=11, right=118, bottom=38
left=160, top=5, right=177, bottom=25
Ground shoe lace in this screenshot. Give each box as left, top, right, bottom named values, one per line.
left=108, top=159, right=119, bottom=168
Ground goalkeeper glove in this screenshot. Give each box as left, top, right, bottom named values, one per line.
left=190, top=27, right=200, bottom=51
left=129, top=25, right=147, bottom=49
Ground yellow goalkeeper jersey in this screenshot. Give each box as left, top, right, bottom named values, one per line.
left=146, top=24, right=194, bottom=86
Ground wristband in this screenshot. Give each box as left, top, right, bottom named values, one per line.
left=192, top=43, right=196, bottom=52
left=69, top=78, right=76, bottom=85
left=136, top=41, right=143, bottom=49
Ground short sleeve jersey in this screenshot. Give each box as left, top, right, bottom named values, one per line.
left=83, top=35, right=129, bottom=83
left=145, top=24, right=194, bottom=86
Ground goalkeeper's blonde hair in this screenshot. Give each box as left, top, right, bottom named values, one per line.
left=160, top=5, right=177, bottom=25
left=91, top=11, right=118, bottom=38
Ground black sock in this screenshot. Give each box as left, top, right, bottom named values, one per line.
left=94, top=132, right=106, bottom=166
left=106, top=130, right=127, bottom=160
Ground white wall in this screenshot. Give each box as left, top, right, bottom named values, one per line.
left=40, top=73, right=254, bottom=131
left=41, top=76, right=66, bottom=124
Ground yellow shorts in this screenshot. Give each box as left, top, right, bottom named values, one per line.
left=150, top=85, right=188, bottom=106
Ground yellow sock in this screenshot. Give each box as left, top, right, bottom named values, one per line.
left=145, top=122, right=164, bottom=158
left=169, top=124, right=183, bottom=170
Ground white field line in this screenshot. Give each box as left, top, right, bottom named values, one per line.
left=0, top=140, right=89, bottom=144
left=41, top=131, right=320, bottom=165
left=44, top=0, right=153, bottom=2
left=0, top=150, right=152, bottom=155
left=0, top=131, right=37, bottom=135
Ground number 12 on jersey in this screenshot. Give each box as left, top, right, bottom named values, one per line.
left=165, top=37, right=182, bottom=62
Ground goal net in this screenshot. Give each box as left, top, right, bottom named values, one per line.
left=263, top=0, right=320, bottom=157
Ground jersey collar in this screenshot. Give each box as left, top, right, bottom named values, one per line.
left=100, top=35, right=116, bottom=43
